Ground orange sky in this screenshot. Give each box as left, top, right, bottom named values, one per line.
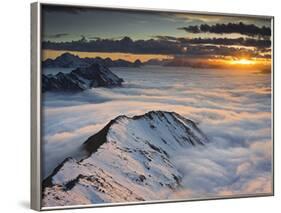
left=207, top=57, right=271, bottom=71
left=42, top=49, right=271, bottom=72
left=42, top=49, right=173, bottom=63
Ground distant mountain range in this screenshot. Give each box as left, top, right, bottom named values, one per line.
left=42, top=111, right=209, bottom=206
left=43, top=52, right=142, bottom=68
left=42, top=52, right=221, bottom=69
left=42, top=63, right=123, bottom=93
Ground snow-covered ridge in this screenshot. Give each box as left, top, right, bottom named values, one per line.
left=42, top=63, right=124, bottom=93
left=42, top=111, right=208, bottom=207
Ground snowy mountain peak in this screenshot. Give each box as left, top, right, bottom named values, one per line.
left=42, top=111, right=208, bottom=207
left=83, top=110, right=208, bottom=155
left=42, top=63, right=124, bottom=92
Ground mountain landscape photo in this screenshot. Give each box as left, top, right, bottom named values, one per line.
left=41, top=4, right=273, bottom=208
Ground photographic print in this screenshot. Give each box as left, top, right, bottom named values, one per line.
left=34, top=3, right=273, bottom=210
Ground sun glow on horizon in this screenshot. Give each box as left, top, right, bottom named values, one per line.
left=206, top=56, right=271, bottom=71
left=42, top=49, right=271, bottom=71
left=229, top=58, right=256, bottom=65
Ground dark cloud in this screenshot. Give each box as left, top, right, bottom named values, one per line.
left=155, top=36, right=271, bottom=48
left=178, top=22, right=271, bottom=37
left=42, top=4, right=167, bottom=16
left=43, top=36, right=270, bottom=59
left=43, top=36, right=182, bottom=55
left=46, top=33, right=69, bottom=39
left=42, top=4, right=94, bottom=14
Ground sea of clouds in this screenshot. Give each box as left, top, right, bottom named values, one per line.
left=42, top=66, right=272, bottom=198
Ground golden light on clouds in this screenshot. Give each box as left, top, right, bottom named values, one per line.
left=207, top=56, right=271, bottom=71
left=229, top=58, right=256, bottom=65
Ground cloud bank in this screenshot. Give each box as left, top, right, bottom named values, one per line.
left=45, top=33, right=69, bottom=39
left=178, top=22, right=271, bottom=37
left=43, top=35, right=270, bottom=58
left=42, top=66, right=272, bottom=197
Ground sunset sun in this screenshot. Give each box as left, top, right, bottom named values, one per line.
left=229, top=58, right=255, bottom=65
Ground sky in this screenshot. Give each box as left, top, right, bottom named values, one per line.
left=42, top=4, right=272, bottom=70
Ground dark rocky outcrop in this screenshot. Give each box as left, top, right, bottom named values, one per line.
left=42, top=63, right=123, bottom=93
left=42, top=52, right=143, bottom=68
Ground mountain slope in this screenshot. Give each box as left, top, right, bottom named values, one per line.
left=43, top=52, right=89, bottom=68
left=42, top=111, right=208, bottom=207
left=42, top=63, right=123, bottom=93
left=43, top=52, right=143, bottom=68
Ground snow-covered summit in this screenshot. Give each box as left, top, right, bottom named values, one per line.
left=42, top=63, right=124, bottom=92
left=42, top=111, right=208, bottom=207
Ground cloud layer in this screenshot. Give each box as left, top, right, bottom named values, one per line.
left=178, top=22, right=271, bottom=37
left=42, top=34, right=271, bottom=61
left=42, top=66, right=272, bottom=197
left=155, top=36, right=271, bottom=49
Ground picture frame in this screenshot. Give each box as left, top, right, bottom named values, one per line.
left=31, top=2, right=274, bottom=211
